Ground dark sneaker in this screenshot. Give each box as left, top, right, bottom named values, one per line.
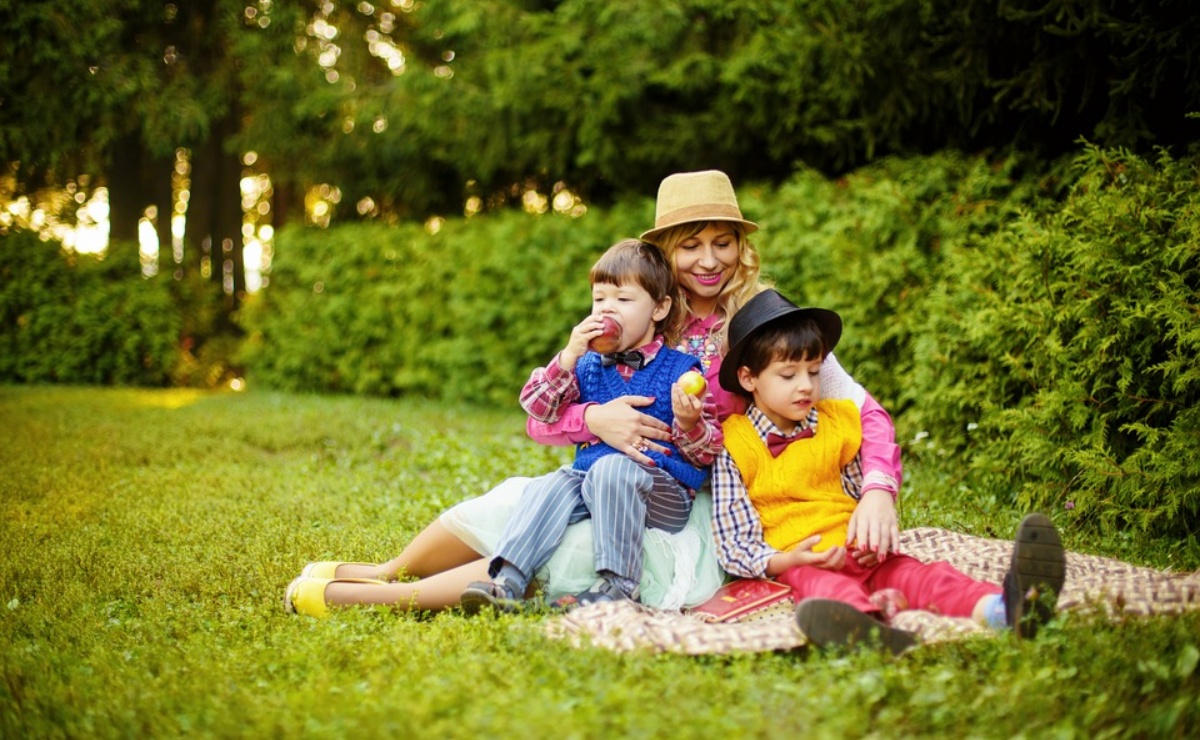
left=552, top=576, right=640, bottom=612
left=461, top=578, right=524, bottom=616
left=1005, top=513, right=1066, bottom=638
left=795, top=598, right=918, bottom=656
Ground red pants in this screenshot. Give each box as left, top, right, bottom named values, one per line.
left=777, top=554, right=1000, bottom=618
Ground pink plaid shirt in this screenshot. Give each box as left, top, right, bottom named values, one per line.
left=519, top=336, right=722, bottom=468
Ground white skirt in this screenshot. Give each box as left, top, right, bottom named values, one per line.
left=439, top=476, right=726, bottom=610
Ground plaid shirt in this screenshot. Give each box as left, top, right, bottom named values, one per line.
left=711, top=404, right=864, bottom=578
left=519, top=336, right=722, bottom=467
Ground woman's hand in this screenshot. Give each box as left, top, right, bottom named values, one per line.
left=583, top=396, right=672, bottom=466
left=846, top=489, right=900, bottom=560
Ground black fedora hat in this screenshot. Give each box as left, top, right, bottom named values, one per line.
left=718, top=289, right=843, bottom=393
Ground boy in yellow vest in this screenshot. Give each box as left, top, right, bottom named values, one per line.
left=711, top=289, right=1066, bottom=654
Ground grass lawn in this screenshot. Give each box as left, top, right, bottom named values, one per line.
left=2, top=385, right=1198, bottom=738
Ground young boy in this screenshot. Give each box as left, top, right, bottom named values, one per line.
left=711, top=289, right=1067, bottom=654
left=462, top=239, right=723, bottom=613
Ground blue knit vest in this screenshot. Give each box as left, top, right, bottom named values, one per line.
left=572, top=348, right=709, bottom=490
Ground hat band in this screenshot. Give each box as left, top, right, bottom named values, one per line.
left=655, top=203, right=746, bottom=228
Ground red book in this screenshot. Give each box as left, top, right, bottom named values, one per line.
left=688, top=579, right=794, bottom=623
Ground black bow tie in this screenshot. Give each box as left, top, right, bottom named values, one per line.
left=600, top=350, right=646, bottom=370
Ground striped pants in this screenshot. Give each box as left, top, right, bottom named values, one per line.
left=489, top=454, right=693, bottom=588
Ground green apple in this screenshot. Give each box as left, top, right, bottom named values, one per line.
left=679, top=370, right=707, bottom=397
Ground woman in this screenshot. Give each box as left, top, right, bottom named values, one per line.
left=284, top=170, right=902, bottom=617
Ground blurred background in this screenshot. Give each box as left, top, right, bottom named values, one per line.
left=2, top=0, right=1197, bottom=552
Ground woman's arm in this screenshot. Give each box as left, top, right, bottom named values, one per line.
left=525, top=402, right=596, bottom=446
left=859, top=393, right=902, bottom=496
left=820, top=352, right=902, bottom=497
left=526, top=397, right=673, bottom=466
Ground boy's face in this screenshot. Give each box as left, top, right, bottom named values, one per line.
left=592, top=281, right=671, bottom=352
left=737, top=354, right=823, bottom=433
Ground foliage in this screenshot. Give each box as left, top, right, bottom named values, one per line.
left=239, top=202, right=654, bottom=406
left=242, top=143, right=1199, bottom=540
left=261, top=0, right=1200, bottom=218
left=4, top=1, right=1199, bottom=223
left=930, top=147, right=1200, bottom=538
left=0, top=230, right=242, bottom=387
left=1, top=386, right=1198, bottom=737
left=0, top=232, right=180, bottom=385
left=761, top=146, right=1199, bottom=542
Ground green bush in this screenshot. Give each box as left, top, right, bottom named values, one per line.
left=239, top=202, right=654, bottom=406
left=927, top=147, right=1200, bottom=536
left=756, top=146, right=1198, bottom=540
left=243, top=144, right=1198, bottom=539
left=0, top=233, right=181, bottom=386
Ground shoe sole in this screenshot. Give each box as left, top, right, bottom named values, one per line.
left=795, top=598, right=918, bottom=656
left=283, top=576, right=304, bottom=615
left=460, top=586, right=522, bottom=616
left=1010, top=513, right=1067, bottom=639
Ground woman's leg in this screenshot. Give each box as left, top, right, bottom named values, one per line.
left=333, top=519, right=485, bottom=580
left=323, top=559, right=492, bottom=611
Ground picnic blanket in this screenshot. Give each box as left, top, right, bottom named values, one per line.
left=544, top=527, right=1200, bottom=655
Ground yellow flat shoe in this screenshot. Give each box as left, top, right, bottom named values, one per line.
left=283, top=577, right=386, bottom=618
left=300, top=561, right=378, bottom=579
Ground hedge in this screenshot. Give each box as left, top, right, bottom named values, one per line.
left=242, top=145, right=1198, bottom=538
left=0, top=234, right=180, bottom=386
left=5, top=144, right=1196, bottom=539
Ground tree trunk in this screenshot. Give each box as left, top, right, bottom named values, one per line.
left=184, top=108, right=244, bottom=317
left=151, top=150, right=175, bottom=276
left=185, top=136, right=217, bottom=277
left=107, top=132, right=146, bottom=246
left=271, top=177, right=303, bottom=228
left=213, top=106, right=245, bottom=312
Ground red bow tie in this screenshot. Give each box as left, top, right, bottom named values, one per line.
left=766, top=428, right=814, bottom=457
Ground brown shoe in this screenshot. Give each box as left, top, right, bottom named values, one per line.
left=795, top=598, right=918, bottom=656
left=1005, top=513, right=1066, bottom=638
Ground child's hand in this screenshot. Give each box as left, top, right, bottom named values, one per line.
left=845, top=489, right=900, bottom=559
left=770, top=535, right=847, bottom=574
left=670, top=378, right=703, bottom=433
left=559, top=315, right=610, bottom=371
left=848, top=544, right=879, bottom=568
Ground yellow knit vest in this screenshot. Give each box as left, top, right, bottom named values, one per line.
left=724, top=400, right=861, bottom=553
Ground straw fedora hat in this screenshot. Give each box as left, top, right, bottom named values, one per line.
left=718, top=289, right=842, bottom=393
left=640, top=170, right=759, bottom=244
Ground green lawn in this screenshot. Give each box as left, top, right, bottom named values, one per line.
left=2, top=385, right=1198, bottom=738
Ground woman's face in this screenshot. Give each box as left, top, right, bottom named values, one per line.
left=672, top=223, right=740, bottom=312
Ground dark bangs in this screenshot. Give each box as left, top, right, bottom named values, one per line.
left=589, top=239, right=674, bottom=303
left=738, top=317, right=828, bottom=378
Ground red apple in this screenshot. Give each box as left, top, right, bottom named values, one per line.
left=679, top=369, right=707, bottom=397
left=589, top=316, right=622, bottom=353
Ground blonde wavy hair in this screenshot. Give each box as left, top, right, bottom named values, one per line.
left=653, top=220, right=771, bottom=353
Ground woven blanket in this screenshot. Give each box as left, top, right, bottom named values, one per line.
left=544, top=527, right=1200, bottom=655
